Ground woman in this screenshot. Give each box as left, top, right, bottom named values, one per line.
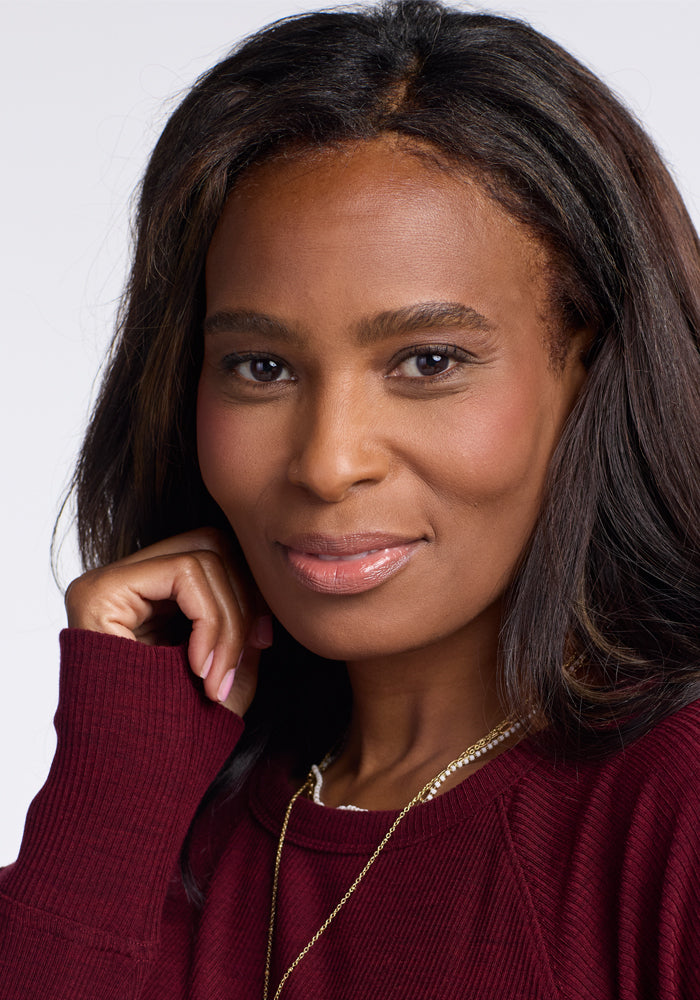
left=1, top=1, right=698, bottom=997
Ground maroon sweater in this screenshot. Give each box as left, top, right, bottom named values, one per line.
left=0, top=630, right=698, bottom=999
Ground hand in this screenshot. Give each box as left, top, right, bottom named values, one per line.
left=64, top=528, right=271, bottom=717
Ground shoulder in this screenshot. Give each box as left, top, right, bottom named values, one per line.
left=521, top=696, right=700, bottom=808
left=506, top=698, right=700, bottom=901
left=597, top=699, right=700, bottom=849
left=622, top=695, right=700, bottom=763
left=505, top=701, right=700, bottom=993
left=585, top=697, right=700, bottom=817
left=506, top=698, right=700, bottom=906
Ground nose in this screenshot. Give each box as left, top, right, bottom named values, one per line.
left=287, top=385, right=390, bottom=502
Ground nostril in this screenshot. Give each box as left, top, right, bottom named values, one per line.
left=287, top=445, right=388, bottom=502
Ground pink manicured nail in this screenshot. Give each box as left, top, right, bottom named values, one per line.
left=201, top=651, right=214, bottom=680
left=217, top=669, right=236, bottom=703
left=254, top=615, right=273, bottom=647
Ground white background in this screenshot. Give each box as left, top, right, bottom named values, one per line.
left=2, top=0, right=699, bottom=864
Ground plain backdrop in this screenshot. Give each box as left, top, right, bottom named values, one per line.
left=2, top=0, right=699, bottom=864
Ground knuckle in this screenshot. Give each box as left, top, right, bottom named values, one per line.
left=64, top=568, right=98, bottom=608
left=63, top=576, right=81, bottom=610
left=64, top=566, right=118, bottom=628
left=195, top=548, right=222, bottom=573
left=178, top=549, right=224, bottom=586
left=177, top=552, right=208, bottom=579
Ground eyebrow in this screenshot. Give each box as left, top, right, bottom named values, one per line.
left=203, top=309, right=305, bottom=346
left=203, top=301, right=494, bottom=346
left=356, top=302, right=494, bottom=345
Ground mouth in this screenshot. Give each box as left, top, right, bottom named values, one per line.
left=278, top=532, right=424, bottom=595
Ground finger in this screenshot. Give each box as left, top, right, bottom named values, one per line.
left=218, top=644, right=261, bottom=717
left=128, top=529, right=275, bottom=660
left=184, top=549, right=254, bottom=701
left=69, top=552, right=245, bottom=686
left=115, top=528, right=262, bottom=653
left=67, top=529, right=272, bottom=707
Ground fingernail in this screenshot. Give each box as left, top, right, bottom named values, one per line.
left=254, top=615, right=273, bottom=648
left=201, top=651, right=214, bottom=680
left=217, top=668, right=236, bottom=703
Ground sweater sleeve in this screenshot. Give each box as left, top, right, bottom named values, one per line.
left=0, top=629, right=244, bottom=999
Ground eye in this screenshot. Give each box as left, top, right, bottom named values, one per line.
left=389, top=344, right=472, bottom=379
left=396, top=352, right=455, bottom=377
left=221, top=354, right=293, bottom=383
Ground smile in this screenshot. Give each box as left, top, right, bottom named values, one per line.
left=279, top=534, right=423, bottom=595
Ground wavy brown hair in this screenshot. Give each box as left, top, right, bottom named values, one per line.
left=67, top=1, right=699, bottom=778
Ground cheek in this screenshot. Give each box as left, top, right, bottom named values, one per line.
left=428, top=376, right=560, bottom=510
left=196, top=387, right=262, bottom=519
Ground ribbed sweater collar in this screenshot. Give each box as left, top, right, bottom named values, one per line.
left=249, top=739, right=540, bottom=854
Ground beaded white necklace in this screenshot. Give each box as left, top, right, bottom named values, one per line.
left=310, top=764, right=367, bottom=810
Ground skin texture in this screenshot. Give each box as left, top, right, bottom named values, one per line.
left=66, top=136, right=588, bottom=809
left=196, top=137, right=589, bottom=807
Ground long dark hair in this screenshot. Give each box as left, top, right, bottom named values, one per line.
left=68, top=0, right=699, bottom=783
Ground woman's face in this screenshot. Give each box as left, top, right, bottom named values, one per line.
left=197, top=138, right=587, bottom=662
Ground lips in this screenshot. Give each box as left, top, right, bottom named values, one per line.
left=278, top=532, right=424, bottom=595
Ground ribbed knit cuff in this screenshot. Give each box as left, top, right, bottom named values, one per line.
left=0, top=629, right=243, bottom=944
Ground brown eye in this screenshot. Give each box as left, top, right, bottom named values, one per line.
left=415, top=353, right=452, bottom=375
left=393, top=352, right=458, bottom=377
left=223, top=355, right=293, bottom=382
left=246, top=358, right=285, bottom=382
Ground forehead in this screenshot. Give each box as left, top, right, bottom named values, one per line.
left=228, top=138, right=473, bottom=212
left=205, top=137, right=550, bottom=328
left=214, top=137, right=537, bottom=247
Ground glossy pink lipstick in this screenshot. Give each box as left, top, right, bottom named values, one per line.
left=279, top=533, right=423, bottom=595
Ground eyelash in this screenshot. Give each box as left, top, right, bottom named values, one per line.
left=388, top=343, right=475, bottom=379
left=219, top=352, right=294, bottom=384
left=218, top=344, right=475, bottom=386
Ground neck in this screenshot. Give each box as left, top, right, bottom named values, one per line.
left=321, top=611, right=510, bottom=810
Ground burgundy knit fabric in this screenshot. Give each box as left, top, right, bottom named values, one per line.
left=0, top=630, right=698, bottom=999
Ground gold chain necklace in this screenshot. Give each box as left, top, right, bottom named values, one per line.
left=263, top=716, right=521, bottom=1000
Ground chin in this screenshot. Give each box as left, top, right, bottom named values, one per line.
left=270, top=605, right=452, bottom=663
